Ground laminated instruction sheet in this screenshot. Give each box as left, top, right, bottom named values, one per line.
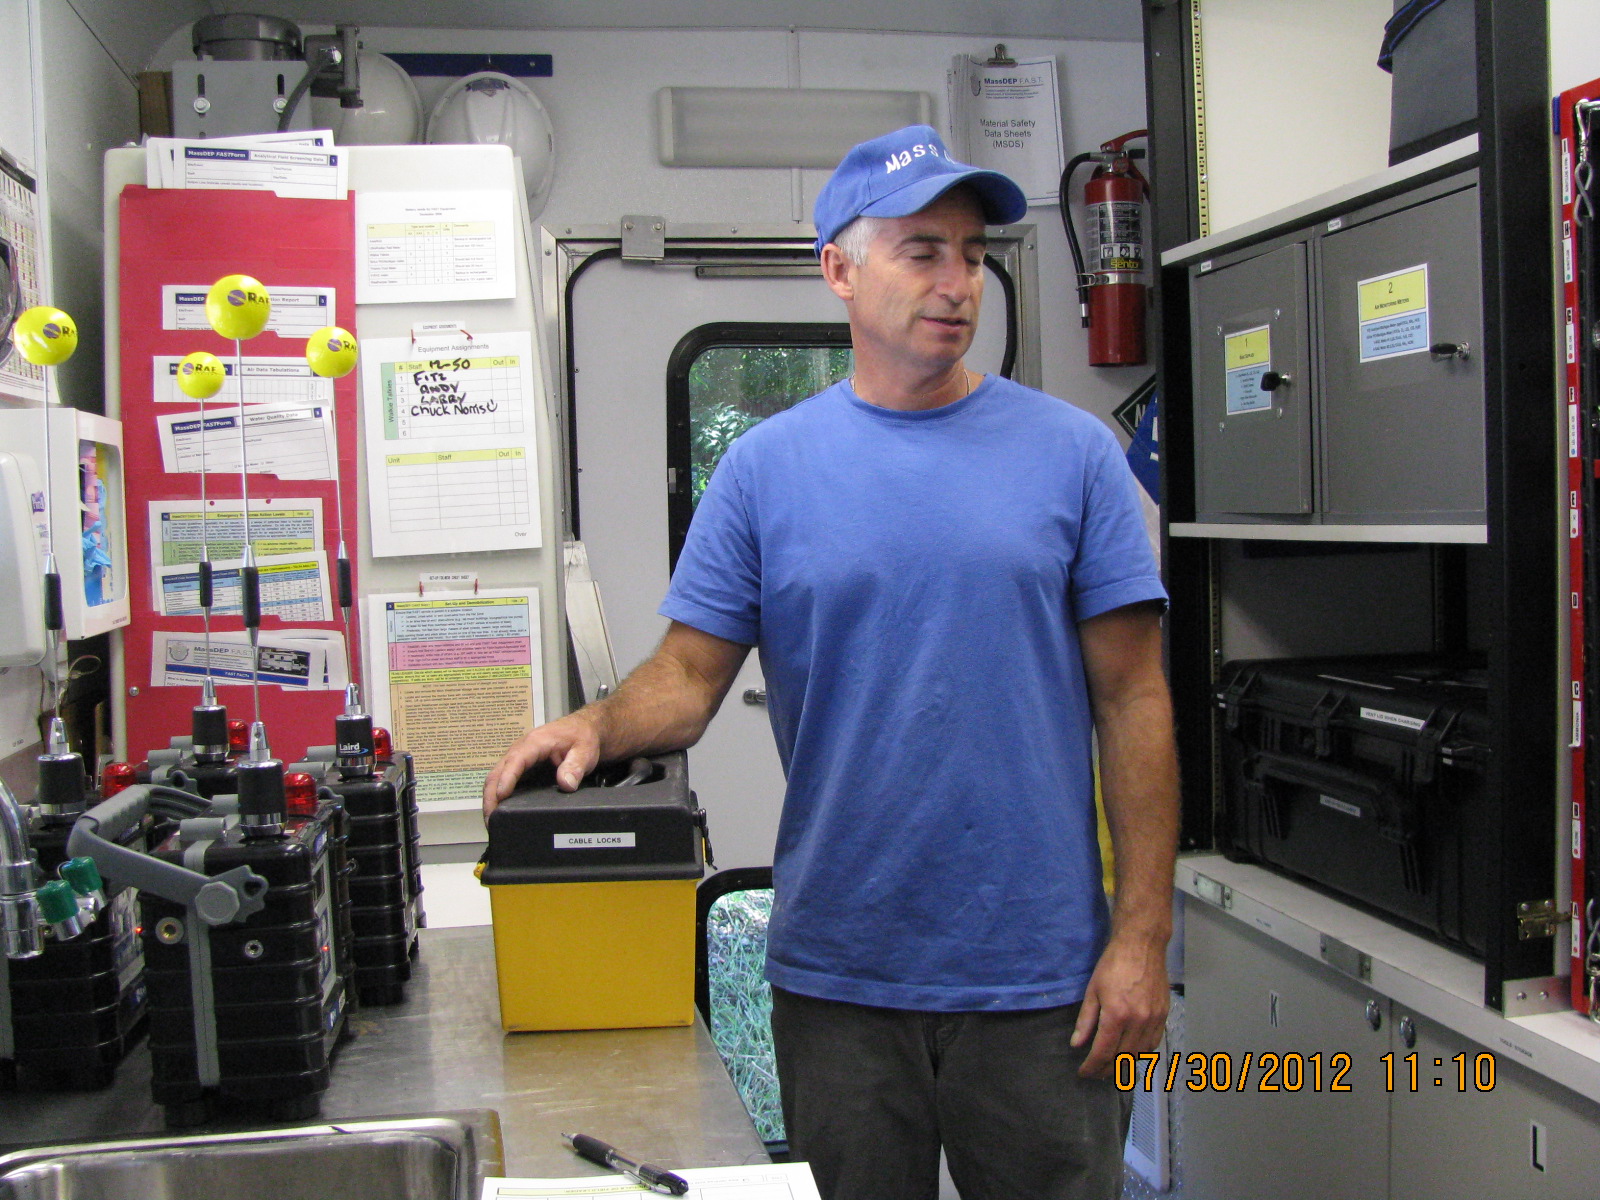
left=480, top=1163, right=822, bottom=1199
left=366, top=588, right=544, bottom=809
left=161, top=284, right=335, bottom=336
left=1224, top=325, right=1272, bottom=414
left=156, top=403, right=337, bottom=479
left=1357, top=263, right=1430, bottom=362
left=360, top=330, right=542, bottom=557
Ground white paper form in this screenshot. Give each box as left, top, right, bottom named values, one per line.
left=481, top=1163, right=822, bottom=1199
left=155, top=551, right=332, bottom=622
left=151, top=630, right=337, bottom=690
left=147, top=134, right=346, bottom=199
left=153, top=355, right=333, bottom=406
left=162, top=285, right=336, bottom=337
left=147, top=498, right=323, bottom=594
left=145, top=130, right=335, bottom=186
left=355, top=190, right=516, bottom=303
left=946, top=55, right=1065, bottom=203
left=157, top=404, right=337, bottom=480
left=366, top=589, right=544, bottom=810
left=360, top=332, right=542, bottom=557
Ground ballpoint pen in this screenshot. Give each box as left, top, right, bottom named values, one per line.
left=562, top=1132, right=690, bottom=1196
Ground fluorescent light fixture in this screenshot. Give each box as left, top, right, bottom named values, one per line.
left=657, top=87, right=934, bottom=168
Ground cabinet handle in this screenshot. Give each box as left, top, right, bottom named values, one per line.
left=1365, top=999, right=1382, bottom=1032
left=1398, top=1014, right=1417, bottom=1049
left=1429, top=341, right=1470, bottom=360
left=1259, top=370, right=1291, bottom=392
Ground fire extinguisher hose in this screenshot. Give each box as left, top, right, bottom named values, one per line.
left=1058, top=153, right=1097, bottom=327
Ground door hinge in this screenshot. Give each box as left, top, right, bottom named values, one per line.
left=666, top=466, right=678, bottom=492
left=1516, top=899, right=1570, bottom=940
left=621, top=213, right=665, bottom=260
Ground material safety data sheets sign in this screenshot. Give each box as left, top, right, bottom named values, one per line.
left=366, top=589, right=545, bottom=810
left=360, top=331, right=543, bottom=557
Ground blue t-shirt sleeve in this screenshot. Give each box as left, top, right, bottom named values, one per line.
left=1070, top=424, right=1168, bottom=623
left=659, top=447, right=762, bottom=645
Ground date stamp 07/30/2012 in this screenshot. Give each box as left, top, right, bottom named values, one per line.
left=1114, top=1051, right=1499, bottom=1094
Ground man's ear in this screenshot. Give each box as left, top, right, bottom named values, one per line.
left=820, top=243, right=856, bottom=302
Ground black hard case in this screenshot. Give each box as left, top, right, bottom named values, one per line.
left=1215, top=656, right=1493, bottom=955
left=482, top=752, right=705, bottom=886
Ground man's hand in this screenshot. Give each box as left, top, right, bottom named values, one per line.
left=481, top=710, right=602, bottom=821
left=1071, top=932, right=1170, bottom=1078
left=479, top=621, right=751, bottom=824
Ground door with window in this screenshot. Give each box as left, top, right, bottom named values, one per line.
left=567, top=239, right=1015, bottom=868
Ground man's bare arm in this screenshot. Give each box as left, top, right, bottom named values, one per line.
left=1070, top=600, right=1180, bottom=1077
left=481, top=620, right=750, bottom=818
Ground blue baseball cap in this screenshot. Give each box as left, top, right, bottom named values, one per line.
left=813, top=125, right=1029, bottom=256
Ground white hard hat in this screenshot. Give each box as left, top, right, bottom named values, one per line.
left=426, top=71, right=556, bottom=220
left=310, top=51, right=423, bottom=144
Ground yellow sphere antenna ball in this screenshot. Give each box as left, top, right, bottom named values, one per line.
left=13, top=306, right=78, bottom=366
left=204, top=274, right=272, bottom=340
left=176, top=351, right=227, bottom=400
left=305, top=326, right=359, bottom=378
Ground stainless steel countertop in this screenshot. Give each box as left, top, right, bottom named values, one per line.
left=4, top=926, right=771, bottom=1178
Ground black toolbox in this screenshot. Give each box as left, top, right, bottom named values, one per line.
left=1215, top=655, right=1493, bottom=955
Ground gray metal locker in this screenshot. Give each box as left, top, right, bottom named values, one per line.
left=1192, top=243, right=1314, bottom=517
left=1319, top=184, right=1485, bottom=522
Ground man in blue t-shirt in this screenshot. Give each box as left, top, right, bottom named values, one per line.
left=485, top=125, right=1178, bottom=1200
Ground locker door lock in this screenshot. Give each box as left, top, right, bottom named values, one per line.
left=743, top=688, right=767, bottom=706
left=1429, top=341, right=1470, bottom=360
left=1364, top=999, right=1382, bottom=1031
left=1398, top=1014, right=1417, bottom=1049
left=1259, top=370, right=1290, bottom=391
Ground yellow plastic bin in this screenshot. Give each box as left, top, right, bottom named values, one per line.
left=481, top=752, right=708, bottom=1031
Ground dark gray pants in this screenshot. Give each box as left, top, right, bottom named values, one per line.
left=770, top=986, right=1131, bottom=1200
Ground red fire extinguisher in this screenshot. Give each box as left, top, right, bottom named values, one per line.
left=1061, top=130, right=1149, bottom=367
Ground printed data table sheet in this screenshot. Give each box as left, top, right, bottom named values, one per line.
left=361, top=332, right=542, bottom=557
left=367, top=589, right=544, bottom=809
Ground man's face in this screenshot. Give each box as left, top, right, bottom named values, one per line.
left=831, top=189, right=987, bottom=370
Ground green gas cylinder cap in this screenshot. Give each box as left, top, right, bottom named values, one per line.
left=36, top=879, right=79, bottom=924
left=59, top=856, right=103, bottom=896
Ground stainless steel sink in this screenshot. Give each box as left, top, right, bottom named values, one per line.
left=0, top=1112, right=502, bottom=1200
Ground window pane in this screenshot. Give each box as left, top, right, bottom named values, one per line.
left=689, top=344, right=853, bottom=505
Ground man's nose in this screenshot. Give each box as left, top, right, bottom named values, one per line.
left=933, top=258, right=974, bottom=305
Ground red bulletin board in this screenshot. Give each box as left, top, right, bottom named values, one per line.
left=119, top=185, right=359, bottom=765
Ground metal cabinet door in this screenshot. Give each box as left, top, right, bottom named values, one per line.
left=1191, top=243, right=1314, bottom=517
left=1320, top=185, right=1485, bottom=521
left=1181, top=899, right=1392, bottom=1200
left=1388, top=1009, right=1600, bottom=1199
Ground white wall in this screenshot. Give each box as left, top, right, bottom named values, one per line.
left=1550, top=0, right=1600, bottom=95
left=1198, top=0, right=1393, bottom=234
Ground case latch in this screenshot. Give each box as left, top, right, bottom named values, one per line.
left=1517, top=899, right=1570, bottom=940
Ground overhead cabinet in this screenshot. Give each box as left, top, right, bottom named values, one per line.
left=1190, top=171, right=1484, bottom=527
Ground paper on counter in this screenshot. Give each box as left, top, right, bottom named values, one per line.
left=155, top=551, right=331, bottom=622
left=152, top=355, right=333, bottom=405
left=480, top=1162, right=822, bottom=1199
left=359, top=331, right=541, bottom=557
left=156, top=403, right=337, bottom=480
left=354, top=190, right=516, bottom=303
left=366, top=589, right=543, bottom=810
left=161, top=285, right=336, bottom=337
left=151, top=629, right=338, bottom=690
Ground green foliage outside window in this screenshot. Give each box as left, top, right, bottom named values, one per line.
left=689, top=345, right=853, bottom=504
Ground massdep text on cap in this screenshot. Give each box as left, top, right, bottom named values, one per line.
left=813, top=125, right=1030, bottom=256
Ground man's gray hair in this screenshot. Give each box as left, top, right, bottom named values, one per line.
left=832, top=216, right=888, bottom=266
